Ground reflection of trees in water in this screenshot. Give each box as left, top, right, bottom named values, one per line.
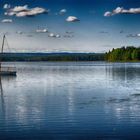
left=106, top=64, right=140, bottom=81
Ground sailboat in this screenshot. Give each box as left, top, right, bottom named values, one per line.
left=0, top=35, right=16, bottom=76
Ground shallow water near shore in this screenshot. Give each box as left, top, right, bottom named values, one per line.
left=0, top=62, right=140, bottom=140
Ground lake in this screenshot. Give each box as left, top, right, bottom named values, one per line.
left=0, top=62, right=140, bottom=140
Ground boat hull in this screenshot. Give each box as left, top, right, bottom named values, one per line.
left=0, top=71, right=16, bottom=76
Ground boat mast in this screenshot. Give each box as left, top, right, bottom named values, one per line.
left=0, top=35, right=6, bottom=72
left=1, top=35, right=5, bottom=53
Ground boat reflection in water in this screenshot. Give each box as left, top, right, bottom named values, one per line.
left=0, top=77, right=5, bottom=118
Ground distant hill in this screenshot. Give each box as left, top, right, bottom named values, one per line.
left=0, top=52, right=105, bottom=61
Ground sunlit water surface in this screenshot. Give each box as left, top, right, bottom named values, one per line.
left=0, top=62, right=140, bottom=140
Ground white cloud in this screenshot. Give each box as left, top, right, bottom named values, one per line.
left=16, top=11, right=28, bottom=17
left=104, top=11, right=112, bottom=17
left=48, top=33, right=56, bottom=37
left=3, top=4, right=11, bottom=9
left=66, top=16, right=80, bottom=22
left=24, top=7, right=47, bottom=17
left=12, top=5, right=28, bottom=12
left=1, top=19, right=13, bottom=23
left=113, top=7, right=123, bottom=14
left=48, top=33, right=61, bottom=38
left=127, top=33, right=140, bottom=38
left=5, top=11, right=15, bottom=16
left=59, top=9, right=67, bottom=15
left=56, top=34, right=61, bottom=38
left=5, top=5, right=48, bottom=17
left=104, top=7, right=140, bottom=17
left=36, top=28, right=48, bottom=33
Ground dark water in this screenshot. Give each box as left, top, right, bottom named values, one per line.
left=0, top=62, right=140, bottom=140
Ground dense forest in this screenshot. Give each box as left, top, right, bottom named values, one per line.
left=0, top=53, right=105, bottom=61
left=105, top=47, right=140, bottom=62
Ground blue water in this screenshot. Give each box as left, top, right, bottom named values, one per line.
left=0, top=62, right=140, bottom=140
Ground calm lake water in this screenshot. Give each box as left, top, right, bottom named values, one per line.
left=0, top=62, right=140, bottom=140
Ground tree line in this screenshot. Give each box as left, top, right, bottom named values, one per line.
left=105, top=46, right=140, bottom=62
left=0, top=53, right=105, bottom=61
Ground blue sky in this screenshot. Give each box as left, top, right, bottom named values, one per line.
left=0, top=0, right=140, bottom=52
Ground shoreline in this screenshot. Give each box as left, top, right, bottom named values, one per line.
left=2, top=60, right=105, bottom=62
